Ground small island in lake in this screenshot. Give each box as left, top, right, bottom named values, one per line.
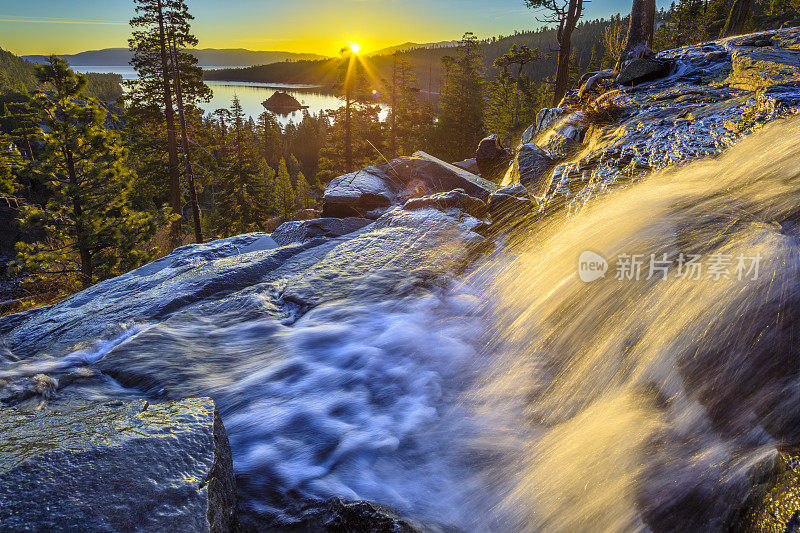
left=262, top=91, right=309, bottom=113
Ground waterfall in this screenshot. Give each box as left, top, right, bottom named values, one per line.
left=471, top=116, right=800, bottom=531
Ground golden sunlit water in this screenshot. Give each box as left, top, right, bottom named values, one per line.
left=468, top=116, right=800, bottom=531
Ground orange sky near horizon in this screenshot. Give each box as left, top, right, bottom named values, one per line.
left=0, top=0, right=647, bottom=56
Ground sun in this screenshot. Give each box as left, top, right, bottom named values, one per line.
left=349, top=43, right=361, bottom=54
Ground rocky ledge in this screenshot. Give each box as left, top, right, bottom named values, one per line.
left=0, top=398, right=236, bottom=532
left=508, top=27, right=800, bottom=213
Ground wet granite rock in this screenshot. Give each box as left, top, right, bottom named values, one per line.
left=240, top=497, right=433, bottom=532
left=0, top=397, right=236, bottom=532
left=504, top=143, right=556, bottom=195
left=488, top=184, right=536, bottom=224
left=271, top=217, right=371, bottom=246
left=617, top=57, right=672, bottom=86
left=278, top=206, right=485, bottom=309
left=534, top=108, right=566, bottom=137
left=322, top=151, right=498, bottom=219
left=532, top=27, right=800, bottom=214
left=729, top=450, right=800, bottom=533
left=403, top=189, right=489, bottom=220
left=475, top=134, right=512, bottom=182
left=727, top=46, right=800, bottom=91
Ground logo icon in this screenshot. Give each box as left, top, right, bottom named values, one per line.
left=578, top=251, right=608, bottom=282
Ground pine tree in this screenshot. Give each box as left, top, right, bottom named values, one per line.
left=485, top=73, right=517, bottom=142
left=287, top=111, right=326, bottom=185
left=14, top=57, right=155, bottom=290
left=435, top=33, right=486, bottom=161
left=525, top=0, right=585, bottom=106
left=0, top=133, right=21, bottom=197
left=128, top=0, right=211, bottom=247
left=256, top=111, right=283, bottom=169
left=273, top=159, right=295, bottom=218
left=317, top=103, right=383, bottom=184
left=295, top=171, right=315, bottom=210
left=387, top=54, right=434, bottom=158
left=210, top=96, right=264, bottom=236
left=493, top=44, right=543, bottom=127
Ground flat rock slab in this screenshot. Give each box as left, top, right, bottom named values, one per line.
left=0, top=398, right=236, bottom=532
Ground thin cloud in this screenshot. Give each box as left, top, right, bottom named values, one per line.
left=0, top=15, right=126, bottom=26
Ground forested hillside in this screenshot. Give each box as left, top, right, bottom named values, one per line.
left=0, top=48, right=123, bottom=101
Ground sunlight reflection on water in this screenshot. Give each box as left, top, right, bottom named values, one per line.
left=73, top=65, right=387, bottom=125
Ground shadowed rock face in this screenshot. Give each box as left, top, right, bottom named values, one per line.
left=502, top=143, right=555, bottom=196
left=488, top=183, right=535, bottom=224
left=475, top=134, right=511, bottom=181
left=0, top=397, right=236, bottom=532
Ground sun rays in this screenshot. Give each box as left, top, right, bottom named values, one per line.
left=340, top=42, right=386, bottom=103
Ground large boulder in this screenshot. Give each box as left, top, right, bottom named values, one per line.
left=503, top=143, right=556, bottom=195
left=475, top=134, right=511, bottom=181
left=616, top=57, right=672, bottom=86
left=271, top=217, right=371, bottom=246
left=475, top=134, right=506, bottom=161
left=321, top=151, right=498, bottom=219
left=0, top=397, right=236, bottom=532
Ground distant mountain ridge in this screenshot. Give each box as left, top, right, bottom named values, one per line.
left=23, top=48, right=329, bottom=67
left=367, top=41, right=459, bottom=56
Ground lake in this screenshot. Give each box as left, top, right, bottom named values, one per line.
left=73, top=65, right=384, bottom=126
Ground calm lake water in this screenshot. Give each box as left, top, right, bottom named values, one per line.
left=74, top=65, right=384, bottom=126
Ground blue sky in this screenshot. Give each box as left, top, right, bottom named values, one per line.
left=0, top=0, right=672, bottom=55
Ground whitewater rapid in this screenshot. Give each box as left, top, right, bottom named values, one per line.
left=4, top=116, right=800, bottom=531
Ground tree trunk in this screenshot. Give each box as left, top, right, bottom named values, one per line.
left=390, top=52, right=397, bottom=159
left=168, top=27, right=203, bottom=244
left=553, top=24, right=574, bottom=106
left=722, top=0, right=752, bottom=37
left=64, top=147, right=92, bottom=288
left=345, top=87, right=352, bottom=173
left=618, top=0, right=656, bottom=66
left=552, top=0, right=582, bottom=107
left=156, top=0, right=182, bottom=248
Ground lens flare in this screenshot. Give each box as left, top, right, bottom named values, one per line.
left=349, top=43, right=361, bottom=54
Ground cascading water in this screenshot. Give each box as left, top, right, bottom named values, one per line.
left=470, top=115, right=800, bottom=531
left=3, top=116, right=800, bottom=531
